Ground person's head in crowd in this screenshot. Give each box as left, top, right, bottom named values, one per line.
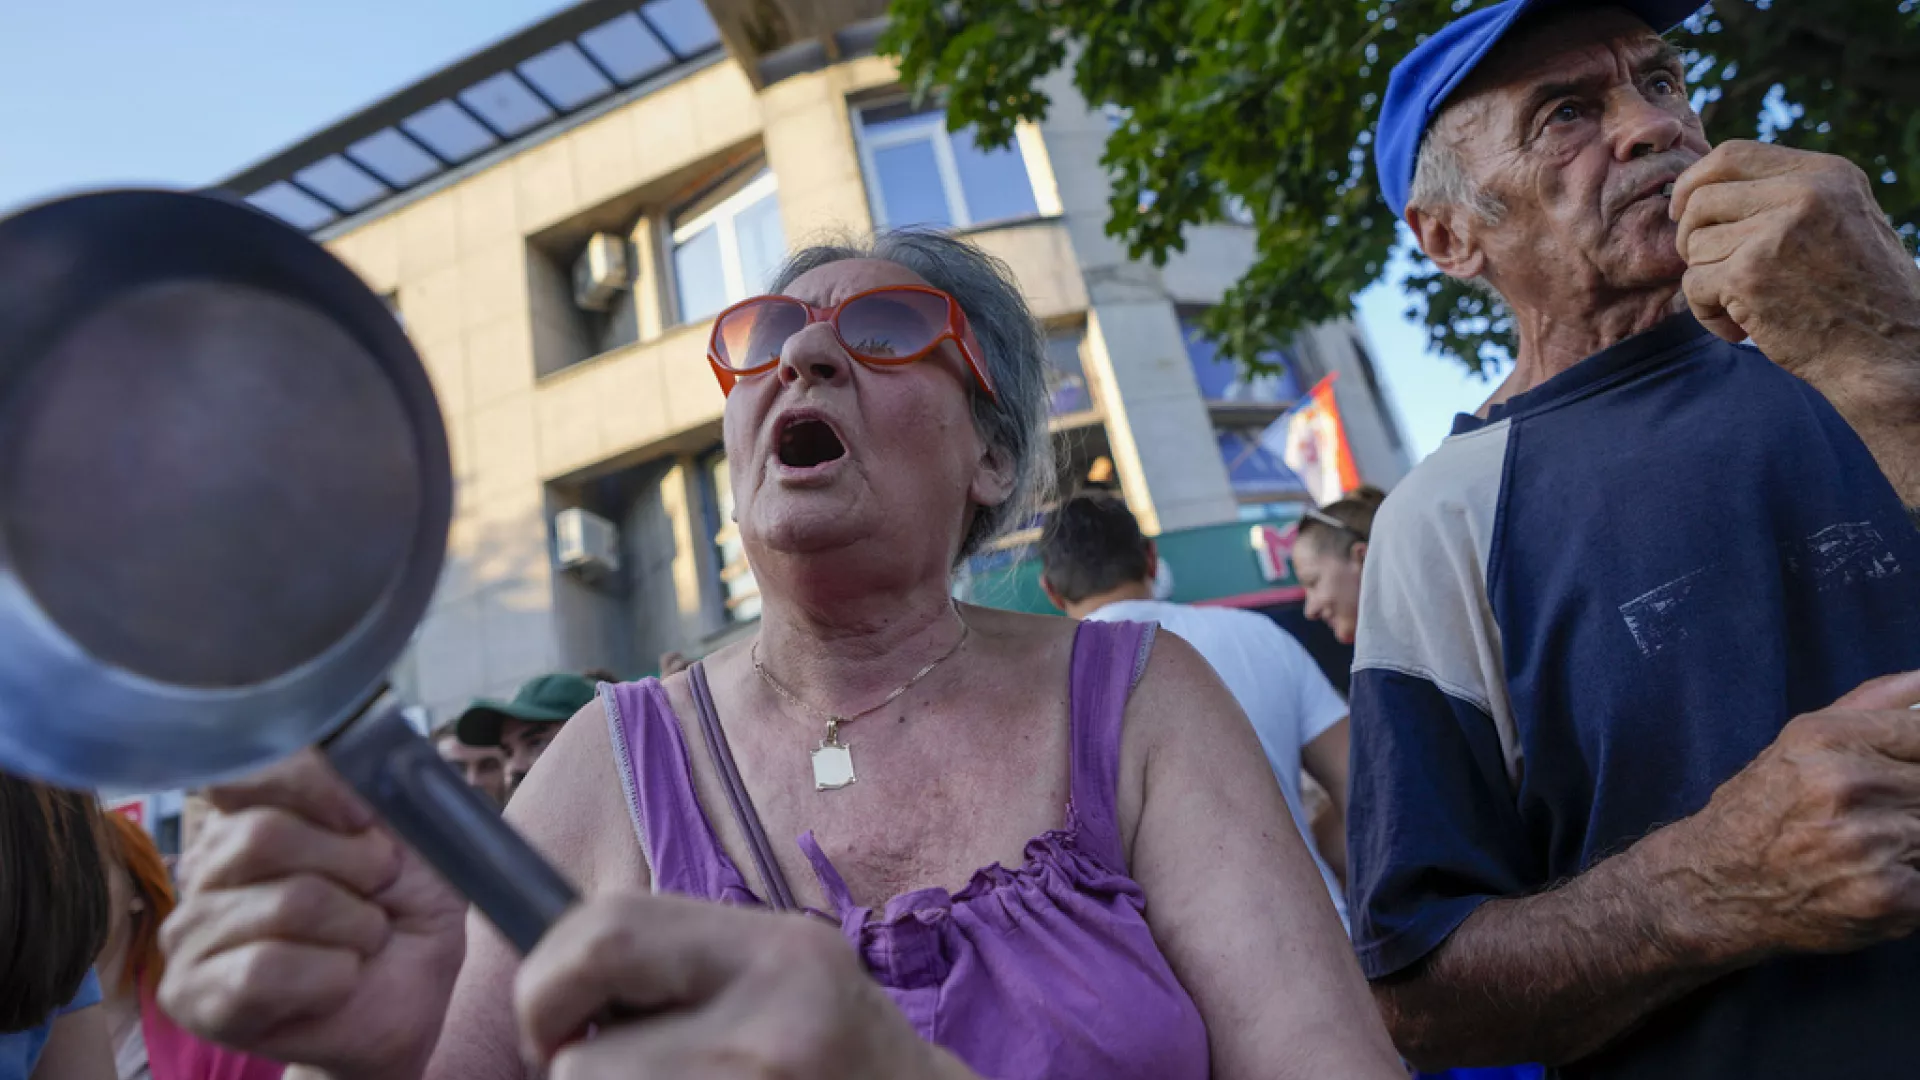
left=722, top=230, right=1053, bottom=578
left=96, top=812, right=173, bottom=997
left=1035, top=494, right=1158, bottom=618
left=99, top=811, right=287, bottom=1080
left=432, top=720, right=507, bottom=807
left=0, top=771, right=109, bottom=1033
left=1383, top=3, right=1708, bottom=324
left=1290, top=487, right=1386, bottom=646
left=454, top=673, right=598, bottom=796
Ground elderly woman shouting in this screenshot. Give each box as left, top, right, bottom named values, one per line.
left=158, top=232, right=1404, bottom=1079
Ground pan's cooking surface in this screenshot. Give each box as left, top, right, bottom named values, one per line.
left=0, top=194, right=576, bottom=954
left=1, top=279, right=419, bottom=688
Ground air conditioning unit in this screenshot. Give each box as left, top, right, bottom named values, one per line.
left=571, top=233, right=630, bottom=312
left=554, top=508, right=621, bottom=581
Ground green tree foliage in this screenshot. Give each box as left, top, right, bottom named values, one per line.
left=882, top=1, right=1920, bottom=376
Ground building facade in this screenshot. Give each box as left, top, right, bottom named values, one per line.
left=221, top=0, right=1409, bottom=723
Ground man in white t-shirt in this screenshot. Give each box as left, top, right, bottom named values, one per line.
left=1038, top=495, right=1353, bottom=925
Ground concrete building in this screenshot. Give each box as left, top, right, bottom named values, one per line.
left=220, top=0, right=1410, bottom=722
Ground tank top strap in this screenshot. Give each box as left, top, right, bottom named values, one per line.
left=796, top=829, right=871, bottom=933
left=688, top=662, right=799, bottom=911
left=604, top=678, right=739, bottom=900
left=1066, top=618, right=1158, bottom=872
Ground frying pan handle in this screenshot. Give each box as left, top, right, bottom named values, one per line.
left=323, top=698, right=578, bottom=955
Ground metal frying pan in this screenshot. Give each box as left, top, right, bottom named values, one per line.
left=0, top=189, right=574, bottom=954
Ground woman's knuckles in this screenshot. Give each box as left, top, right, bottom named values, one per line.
left=195, top=807, right=306, bottom=884
left=756, top=914, right=858, bottom=978
left=249, top=875, right=393, bottom=953
left=197, top=807, right=401, bottom=897
left=221, top=944, right=360, bottom=1036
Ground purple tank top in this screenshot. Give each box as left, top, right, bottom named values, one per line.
left=605, top=619, right=1210, bottom=1080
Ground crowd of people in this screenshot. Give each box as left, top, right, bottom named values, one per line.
left=6, top=0, right=1920, bottom=1076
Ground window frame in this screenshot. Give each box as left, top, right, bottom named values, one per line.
left=1042, top=322, right=1100, bottom=425
left=669, top=168, right=781, bottom=324
left=697, top=448, right=761, bottom=626
left=851, top=101, right=1038, bottom=231
left=1177, top=306, right=1301, bottom=408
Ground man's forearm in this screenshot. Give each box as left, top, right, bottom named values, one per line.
left=1797, top=314, right=1920, bottom=508
left=1374, top=820, right=1752, bottom=1070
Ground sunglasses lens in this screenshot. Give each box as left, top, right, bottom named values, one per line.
left=836, top=290, right=949, bottom=362
left=715, top=299, right=808, bottom=371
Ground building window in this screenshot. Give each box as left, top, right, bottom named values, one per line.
left=853, top=101, right=1040, bottom=230
left=672, top=168, right=785, bottom=324
left=701, top=451, right=761, bottom=624
left=1180, top=311, right=1302, bottom=405
left=1044, top=326, right=1094, bottom=418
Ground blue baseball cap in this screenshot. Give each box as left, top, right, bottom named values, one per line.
left=1376, top=0, right=1702, bottom=220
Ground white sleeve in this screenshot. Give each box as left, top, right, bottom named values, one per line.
left=1276, top=625, right=1347, bottom=743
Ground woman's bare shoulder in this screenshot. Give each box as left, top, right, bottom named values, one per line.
left=505, top=691, right=647, bottom=894
left=960, top=603, right=1078, bottom=648
left=1115, top=628, right=1261, bottom=849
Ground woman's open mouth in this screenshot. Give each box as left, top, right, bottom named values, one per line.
left=776, top=416, right=847, bottom=471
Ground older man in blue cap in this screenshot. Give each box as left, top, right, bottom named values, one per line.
left=1350, top=2, right=1920, bottom=1078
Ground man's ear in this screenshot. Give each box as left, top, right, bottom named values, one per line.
left=1143, top=540, right=1158, bottom=585
left=1407, top=204, right=1487, bottom=283
left=1040, top=575, right=1068, bottom=614
left=1350, top=540, right=1369, bottom=570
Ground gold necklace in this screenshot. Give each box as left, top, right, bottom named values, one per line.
left=752, top=614, right=970, bottom=791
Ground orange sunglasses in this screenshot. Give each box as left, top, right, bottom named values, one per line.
left=705, top=284, right=998, bottom=401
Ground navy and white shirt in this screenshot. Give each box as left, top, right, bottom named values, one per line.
left=1348, top=313, right=1920, bottom=1079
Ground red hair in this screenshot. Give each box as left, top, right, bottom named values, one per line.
left=103, top=811, right=177, bottom=994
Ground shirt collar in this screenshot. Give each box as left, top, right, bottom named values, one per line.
left=1453, top=311, right=1719, bottom=435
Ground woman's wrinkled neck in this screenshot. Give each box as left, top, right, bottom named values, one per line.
left=750, top=547, right=968, bottom=708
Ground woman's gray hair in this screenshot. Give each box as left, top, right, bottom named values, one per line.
left=769, top=229, right=1054, bottom=563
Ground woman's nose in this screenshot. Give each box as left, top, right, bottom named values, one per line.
left=778, top=321, right=851, bottom=390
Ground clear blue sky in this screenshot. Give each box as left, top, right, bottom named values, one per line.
left=0, top=1, right=1496, bottom=462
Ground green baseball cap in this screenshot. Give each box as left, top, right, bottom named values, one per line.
left=454, top=673, right=599, bottom=747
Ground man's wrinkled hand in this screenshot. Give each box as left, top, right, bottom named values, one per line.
left=1662, top=670, right=1920, bottom=963
left=1673, top=140, right=1920, bottom=418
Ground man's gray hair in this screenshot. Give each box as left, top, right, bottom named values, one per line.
left=1406, top=106, right=1508, bottom=300
left=1406, top=107, right=1507, bottom=225
left=770, top=230, right=1054, bottom=563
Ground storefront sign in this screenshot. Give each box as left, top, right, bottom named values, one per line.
left=1251, top=523, right=1296, bottom=583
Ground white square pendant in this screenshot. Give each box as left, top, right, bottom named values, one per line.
left=810, top=741, right=856, bottom=791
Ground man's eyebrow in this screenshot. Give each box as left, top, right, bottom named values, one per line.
left=1510, top=40, right=1686, bottom=139
left=1637, top=41, right=1685, bottom=74
left=1514, top=72, right=1608, bottom=133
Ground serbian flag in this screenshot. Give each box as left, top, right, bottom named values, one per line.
left=1260, top=374, right=1360, bottom=506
